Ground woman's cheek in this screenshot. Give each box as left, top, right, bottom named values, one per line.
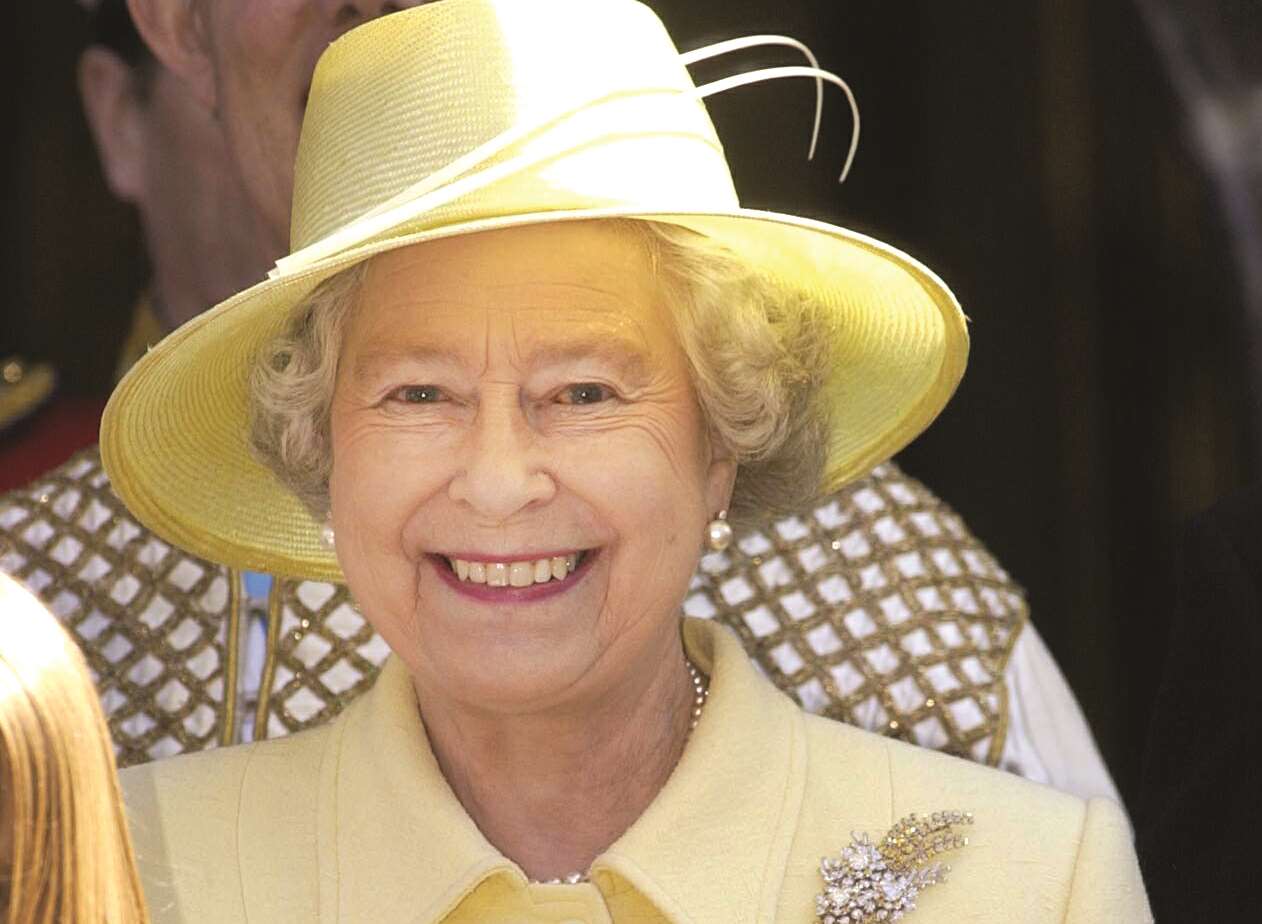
left=330, top=449, right=425, bottom=646
left=577, top=411, right=708, bottom=505
left=330, top=430, right=406, bottom=576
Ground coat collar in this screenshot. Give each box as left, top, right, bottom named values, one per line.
left=324, top=618, right=808, bottom=923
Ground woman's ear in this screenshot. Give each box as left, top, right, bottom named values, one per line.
left=126, top=0, right=217, bottom=111
left=78, top=47, right=145, bottom=203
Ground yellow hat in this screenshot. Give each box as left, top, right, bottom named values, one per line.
left=101, top=0, right=968, bottom=581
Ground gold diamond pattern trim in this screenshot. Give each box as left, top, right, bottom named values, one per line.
left=254, top=579, right=384, bottom=739
left=0, top=448, right=236, bottom=767
left=692, top=462, right=1026, bottom=764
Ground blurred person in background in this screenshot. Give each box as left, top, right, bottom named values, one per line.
left=77, top=0, right=274, bottom=369
left=0, top=0, right=269, bottom=492
left=1125, top=3, right=1262, bottom=918
left=0, top=0, right=1120, bottom=817
left=0, top=573, right=150, bottom=923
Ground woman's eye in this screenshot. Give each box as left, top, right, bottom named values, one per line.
left=559, top=383, right=613, bottom=405
left=391, top=385, right=444, bottom=404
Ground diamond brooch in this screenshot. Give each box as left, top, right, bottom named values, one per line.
left=814, top=810, right=973, bottom=923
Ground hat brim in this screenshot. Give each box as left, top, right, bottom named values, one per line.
left=101, top=206, right=968, bottom=581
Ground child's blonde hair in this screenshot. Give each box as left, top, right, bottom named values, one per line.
left=0, top=575, right=149, bottom=923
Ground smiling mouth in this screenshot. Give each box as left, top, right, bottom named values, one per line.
left=442, top=551, right=592, bottom=587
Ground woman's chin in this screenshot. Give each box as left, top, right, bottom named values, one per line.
left=397, top=553, right=611, bottom=703
left=418, top=634, right=605, bottom=714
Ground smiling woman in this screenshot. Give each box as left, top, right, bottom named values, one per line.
left=308, top=222, right=737, bottom=733
left=101, top=1, right=1150, bottom=921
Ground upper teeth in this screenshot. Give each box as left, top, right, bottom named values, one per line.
left=449, top=554, right=579, bottom=587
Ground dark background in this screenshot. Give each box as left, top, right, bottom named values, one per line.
left=3, top=1, right=1256, bottom=808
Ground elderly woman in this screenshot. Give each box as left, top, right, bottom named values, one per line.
left=106, top=1, right=1150, bottom=921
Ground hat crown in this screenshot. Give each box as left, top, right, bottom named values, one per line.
left=290, top=0, right=738, bottom=253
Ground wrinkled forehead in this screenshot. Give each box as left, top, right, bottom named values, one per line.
left=344, top=222, right=678, bottom=373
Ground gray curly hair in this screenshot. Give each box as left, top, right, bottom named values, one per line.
left=249, top=220, right=838, bottom=526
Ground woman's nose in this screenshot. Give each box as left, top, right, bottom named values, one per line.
left=446, top=404, right=556, bottom=523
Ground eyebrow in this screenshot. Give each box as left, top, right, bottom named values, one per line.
left=350, top=347, right=464, bottom=386
left=524, top=337, right=652, bottom=381
left=350, top=337, right=654, bottom=385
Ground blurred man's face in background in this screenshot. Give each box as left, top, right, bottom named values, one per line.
left=130, top=0, right=431, bottom=256
left=80, top=41, right=273, bottom=328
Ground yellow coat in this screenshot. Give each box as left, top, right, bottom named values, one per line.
left=121, top=619, right=1151, bottom=922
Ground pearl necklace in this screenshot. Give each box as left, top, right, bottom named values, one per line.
left=534, top=657, right=710, bottom=886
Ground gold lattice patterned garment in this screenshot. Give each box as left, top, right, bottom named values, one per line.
left=0, top=449, right=1025, bottom=767
left=0, top=451, right=235, bottom=766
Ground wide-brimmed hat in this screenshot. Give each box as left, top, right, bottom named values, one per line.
left=101, top=0, right=969, bottom=582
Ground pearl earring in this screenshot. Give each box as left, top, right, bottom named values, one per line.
left=320, top=518, right=336, bottom=550
left=705, top=510, right=733, bottom=552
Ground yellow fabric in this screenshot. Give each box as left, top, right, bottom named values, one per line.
left=100, top=0, right=969, bottom=582
left=1063, top=799, right=1152, bottom=922
left=120, top=620, right=1151, bottom=923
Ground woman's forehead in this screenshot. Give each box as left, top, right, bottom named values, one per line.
left=348, top=223, right=676, bottom=359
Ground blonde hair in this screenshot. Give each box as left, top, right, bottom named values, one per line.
left=250, top=220, right=837, bottom=525
left=0, top=575, right=150, bottom=924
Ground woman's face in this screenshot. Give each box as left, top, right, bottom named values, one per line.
left=328, top=222, right=734, bottom=713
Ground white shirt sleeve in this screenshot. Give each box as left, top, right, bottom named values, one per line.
left=1000, top=621, right=1123, bottom=805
